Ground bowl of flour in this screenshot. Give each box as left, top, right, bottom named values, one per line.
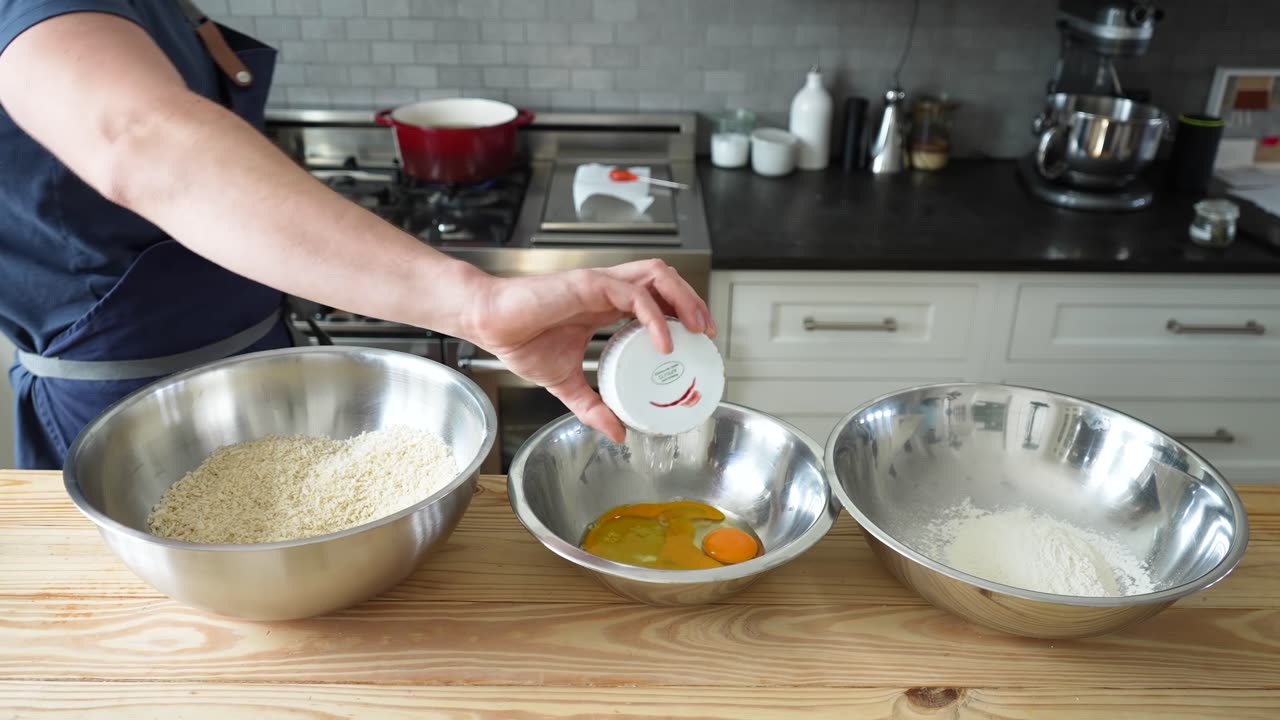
left=824, top=382, right=1249, bottom=639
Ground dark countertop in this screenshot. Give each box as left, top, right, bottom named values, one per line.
left=699, top=159, right=1280, bottom=273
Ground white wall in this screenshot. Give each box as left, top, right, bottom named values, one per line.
left=0, top=334, right=13, bottom=468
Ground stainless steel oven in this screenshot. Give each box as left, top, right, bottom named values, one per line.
left=271, top=109, right=712, bottom=475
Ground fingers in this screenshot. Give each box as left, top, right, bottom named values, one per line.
left=601, top=259, right=715, bottom=339
left=599, top=275, right=672, bottom=354
left=546, top=373, right=627, bottom=443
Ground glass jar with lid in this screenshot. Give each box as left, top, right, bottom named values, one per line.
left=1189, top=199, right=1240, bottom=248
left=908, top=96, right=957, bottom=171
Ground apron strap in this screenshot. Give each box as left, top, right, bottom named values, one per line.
left=176, top=0, right=253, bottom=87
left=17, top=307, right=282, bottom=381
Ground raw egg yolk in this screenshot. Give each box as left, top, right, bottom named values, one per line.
left=582, top=501, right=728, bottom=570
left=701, top=527, right=759, bottom=564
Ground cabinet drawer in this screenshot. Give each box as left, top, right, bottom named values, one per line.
left=726, top=281, right=979, bottom=362
left=1101, top=398, right=1280, bottom=483
left=1010, top=284, right=1280, bottom=363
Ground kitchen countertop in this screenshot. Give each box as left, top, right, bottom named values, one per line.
left=2, top=470, right=1279, bottom=718
left=700, top=159, right=1280, bottom=273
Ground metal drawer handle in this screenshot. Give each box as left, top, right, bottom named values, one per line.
left=1173, top=428, right=1236, bottom=444
left=459, top=357, right=599, bottom=373
left=803, top=317, right=898, bottom=333
left=1166, top=319, right=1265, bottom=335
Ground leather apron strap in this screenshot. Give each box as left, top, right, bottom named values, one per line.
left=17, top=307, right=282, bottom=381
left=175, top=0, right=253, bottom=87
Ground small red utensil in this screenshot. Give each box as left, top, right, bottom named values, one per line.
left=608, top=167, right=690, bottom=190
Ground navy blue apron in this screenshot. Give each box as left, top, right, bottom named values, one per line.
left=10, top=17, right=293, bottom=469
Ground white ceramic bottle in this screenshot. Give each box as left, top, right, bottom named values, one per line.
left=789, top=65, right=833, bottom=170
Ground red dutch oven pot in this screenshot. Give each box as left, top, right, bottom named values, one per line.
left=374, top=98, right=535, bottom=185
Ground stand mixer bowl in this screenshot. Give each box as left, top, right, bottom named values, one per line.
left=1033, top=93, right=1167, bottom=189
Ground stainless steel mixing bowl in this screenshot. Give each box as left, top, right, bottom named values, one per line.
left=825, top=382, right=1248, bottom=639
left=507, top=403, right=838, bottom=605
left=1033, top=93, right=1167, bottom=189
left=64, top=346, right=496, bottom=621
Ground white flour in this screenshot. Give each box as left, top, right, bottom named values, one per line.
left=922, top=500, right=1156, bottom=597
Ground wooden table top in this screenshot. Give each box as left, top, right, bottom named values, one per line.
left=1, top=470, right=1278, bottom=719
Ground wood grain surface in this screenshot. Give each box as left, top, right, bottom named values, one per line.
left=2, top=471, right=1278, bottom=719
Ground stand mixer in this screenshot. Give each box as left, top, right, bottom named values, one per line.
left=1020, top=0, right=1168, bottom=211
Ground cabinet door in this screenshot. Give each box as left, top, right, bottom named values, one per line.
left=1009, top=283, right=1280, bottom=364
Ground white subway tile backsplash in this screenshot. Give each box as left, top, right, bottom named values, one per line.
left=571, top=68, right=612, bottom=91
left=506, top=45, right=551, bottom=66
left=216, top=0, right=1280, bottom=157
left=274, top=0, right=319, bottom=16
left=371, top=41, right=415, bottom=63
left=592, top=0, right=637, bottom=23
left=570, top=22, right=613, bottom=45
left=349, top=64, right=395, bottom=86
left=319, top=0, right=363, bottom=18
left=484, top=67, right=528, bottom=88
left=300, top=17, right=346, bottom=39
left=415, top=42, right=460, bottom=64
left=390, top=19, right=435, bottom=40
left=482, top=21, right=525, bottom=43
left=460, top=44, right=504, bottom=64
left=503, top=0, right=548, bottom=21
left=346, top=18, right=391, bottom=40
left=366, top=0, right=411, bottom=18
left=525, top=21, right=570, bottom=44
left=394, top=65, right=439, bottom=87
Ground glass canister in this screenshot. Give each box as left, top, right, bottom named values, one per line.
left=908, top=96, right=956, bottom=171
left=1189, top=199, right=1240, bottom=248
left=711, top=109, right=755, bottom=169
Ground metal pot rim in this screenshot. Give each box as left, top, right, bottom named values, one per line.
left=823, top=381, right=1251, bottom=608
left=62, top=346, right=498, bottom=553
left=1044, top=92, right=1166, bottom=127
left=507, top=402, right=839, bottom=585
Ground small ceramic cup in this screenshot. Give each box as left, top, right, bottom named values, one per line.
left=751, top=128, right=798, bottom=177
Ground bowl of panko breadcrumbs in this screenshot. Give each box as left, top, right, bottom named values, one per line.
left=63, top=346, right=496, bottom=621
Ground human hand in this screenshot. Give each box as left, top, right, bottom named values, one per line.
left=465, top=259, right=715, bottom=442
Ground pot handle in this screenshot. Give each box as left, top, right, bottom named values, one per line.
left=513, top=108, right=536, bottom=127
left=374, top=109, right=395, bottom=127
left=1035, top=122, right=1069, bottom=180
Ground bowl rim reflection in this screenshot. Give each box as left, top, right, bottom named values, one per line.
left=62, top=346, right=497, bottom=553
left=824, top=381, right=1250, bottom=608
left=507, top=402, right=837, bottom=584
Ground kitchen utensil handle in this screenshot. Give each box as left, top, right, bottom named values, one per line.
left=514, top=108, right=536, bottom=127
left=460, top=357, right=599, bottom=373
left=1035, top=122, right=1069, bottom=180
left=1165, top=319, right=1266, bottom=335
left=803, top=317, right=898, bottom=332
left=1173, top=428, right=1236, bottom=444
left=640, top=177, right=690, bottom=190
left=374, top=109, right=394, bottom=127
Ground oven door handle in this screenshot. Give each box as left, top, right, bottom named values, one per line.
left=458, top=357, right=599, bottom=373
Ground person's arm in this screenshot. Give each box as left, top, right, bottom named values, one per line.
left=0, top=12, right=712, bottom=440
left=0, top=12, right=486, bottom=337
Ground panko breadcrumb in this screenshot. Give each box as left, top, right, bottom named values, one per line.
left=146, top=425, right=458, bottom=544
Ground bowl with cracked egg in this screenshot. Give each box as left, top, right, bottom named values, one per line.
left=507, top=402, right=839, bottom=606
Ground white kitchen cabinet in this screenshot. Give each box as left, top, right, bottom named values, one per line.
left=710, top=270, right=1280, bottom=483
left=1009, top=283, right=1280, bottom=363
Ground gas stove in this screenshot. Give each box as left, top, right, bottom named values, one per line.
left=313, top=166, right=530, bottom=247
left=265, top=110, right=710, bottom=281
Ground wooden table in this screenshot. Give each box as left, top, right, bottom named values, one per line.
left=1, top=470, right=1278, bottom=719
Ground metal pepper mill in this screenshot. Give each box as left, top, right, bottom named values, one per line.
left=869, top=87, right=908, bottom=174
